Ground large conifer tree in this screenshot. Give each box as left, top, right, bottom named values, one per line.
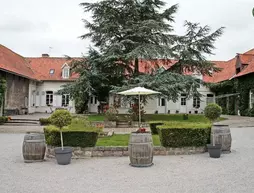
left=62, top=0, right=224, bottom=109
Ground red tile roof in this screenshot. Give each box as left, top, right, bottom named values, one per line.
left=234, top=59, right=254, bottom=78
left=138, top=59, right=177, bottom=73
left=0, top=44, right=36, bottom=79
left=203, top=60, right=236, bottom=83
left=1, top=44, right=254, bottom=83
left=233, top=49, right=254, bottom=78
left=26, top=57, right=79, bottom=81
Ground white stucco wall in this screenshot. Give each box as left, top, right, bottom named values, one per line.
left=88, top=96, right=99, bottom=113
left=29, top=81, right=75, bottom=114
left=105, top=84, right=215, bottom=115
left=28, top=80, right=37, bottom=114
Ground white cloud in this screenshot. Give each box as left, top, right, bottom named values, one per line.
left=0, top=0, right=253, bottom=60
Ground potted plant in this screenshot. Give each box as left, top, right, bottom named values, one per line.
left=204, top=103, right=222, bottom=158
left=50, top=110, right=72, bottom=165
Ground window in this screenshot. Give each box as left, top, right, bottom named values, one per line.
left=94, top=97, right=97, bottom=104
left=62, top=68, right=70, bottom=78
left=62, top=94, right=70, bottom=107
left=49, top=69, right=55, bottom=74
left=90, top=97, right=93, bottom=104
left=158, top=98, right=165, bottom=106
left=46, top=91, right=53, bottom=106
left=207, top=94, right=214, bottom=105
left=193, top=97, right=200, bottom=108
left=181, top=94, right=186, bottom=106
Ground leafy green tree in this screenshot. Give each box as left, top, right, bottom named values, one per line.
left=50, top=110, right=72, bottom=150
left=61, top=0, right=224, bottom=112
left=81, top=0, right=223, bottom=76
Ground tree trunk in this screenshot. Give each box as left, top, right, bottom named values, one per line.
left=134, top=58, right=139, bottom=76
left=60, top=130, right=64, bottom=150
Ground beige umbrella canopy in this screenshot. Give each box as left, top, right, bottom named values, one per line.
left=118, top=87, right=160, bottom=128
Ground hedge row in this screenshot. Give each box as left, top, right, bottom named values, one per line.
left=0, top=116, right=8, bottom=125
left=44, top=126, right=99, bottom=147
left=157, top=122, right=211, bottom=147
left=39, top=118, right=51, bottom=125
left=149, top=121, right=165, bottom=134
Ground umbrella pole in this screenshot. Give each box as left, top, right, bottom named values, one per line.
left=138, top=94, right=141, bottom=129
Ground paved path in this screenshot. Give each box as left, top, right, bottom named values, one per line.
left=1, top=127, right=254, bottom=193
left=219, top=115, right=254, bottom=127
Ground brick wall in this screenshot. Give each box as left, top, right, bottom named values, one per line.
left=3, top=72, right=29, bottom=115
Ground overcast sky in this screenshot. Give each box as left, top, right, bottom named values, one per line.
left=0, top=0, right=253, bottom=60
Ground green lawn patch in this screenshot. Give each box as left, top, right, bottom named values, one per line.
left=96, top=134, right=161, bottom=146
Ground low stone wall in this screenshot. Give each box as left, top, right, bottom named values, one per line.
left=46, top=146, right=206, bottom=159
left=91, top=121, right=149, bottom=128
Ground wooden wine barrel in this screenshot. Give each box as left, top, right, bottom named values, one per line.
left=128, top=132, right=153, bottom=167
left=211, top=124, right=232, bottom=153
left=22, top=133, right=46, bottom=163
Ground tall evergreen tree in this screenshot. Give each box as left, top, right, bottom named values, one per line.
left=80, top=0, right=223, bottom=76
left=61, top=0, right=224, bottom=111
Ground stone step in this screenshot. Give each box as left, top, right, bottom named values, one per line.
left=7, top=119, right=40, bottom=125
left=4, top=122, right=40, bottom=126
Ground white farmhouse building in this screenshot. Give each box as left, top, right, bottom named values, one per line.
left=4, top=45, right=254, bottom=115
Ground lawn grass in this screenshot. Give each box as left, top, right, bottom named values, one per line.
left=87, top=114, right=105, bottom=121
left=96, top=134, right=161, bottom=146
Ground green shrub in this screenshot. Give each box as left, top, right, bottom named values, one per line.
left=44, top=125, right=99, bottom=147
left=105, top=106, right=119, bottom=121
left=50, top=110, right=72, bottom=129
left=0, top=116, right=8, bottom=125
left=157, top=122, right=211, bottom=147
left=204, top=103, right=222, bottom=121
left=248, top=108, right=254, bottom=117
left=39, top=118, right=51, bottom=125
left=149, top=121, right=165, bottom=134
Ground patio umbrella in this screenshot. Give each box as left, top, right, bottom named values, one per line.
left=118, top=87, right=160, bottom=128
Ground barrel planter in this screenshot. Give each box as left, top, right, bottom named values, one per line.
left=211, top=124, right=232, bottom=153
left=22, top=133, right=46, bottom=163
left=128, top=132, right=153, bottom=167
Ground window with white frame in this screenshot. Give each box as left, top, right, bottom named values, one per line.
left=206, top=94, right=214, bottom=105
left=181, top=94, right=186, bottom=106
left=193, top=97, right=200, bottom=108
left=62, top=67, right=70, bottom=79
left=46, top=91, right=53, bottom=106
left=158, top=98, right=165, bottom=106
left=62, top=94, right=70, bottom=107
left=90, top=96, right=98, bottom=105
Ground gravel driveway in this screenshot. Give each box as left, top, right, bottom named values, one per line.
left=1, top=127, right=254, bottom=193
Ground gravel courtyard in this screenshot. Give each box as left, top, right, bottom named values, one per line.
left=1, top=127, right=254, bottom=193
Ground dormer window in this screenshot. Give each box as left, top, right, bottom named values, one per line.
left=62, top=63, right=70, bottom=79
left=63, top=68, right=70, bottom=78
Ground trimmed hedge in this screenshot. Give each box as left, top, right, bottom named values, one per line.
left=44, top=125, right=99, bottom=147
left=0, top=116, right=8, bottom=125
left=157, top=122, right=211, bottom=147
left=149, top=121, right=165, bottom=134
left=39, top=118, right=51, bottom=126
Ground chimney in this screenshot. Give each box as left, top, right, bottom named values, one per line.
left=42, top=53, right=49, bottom=57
